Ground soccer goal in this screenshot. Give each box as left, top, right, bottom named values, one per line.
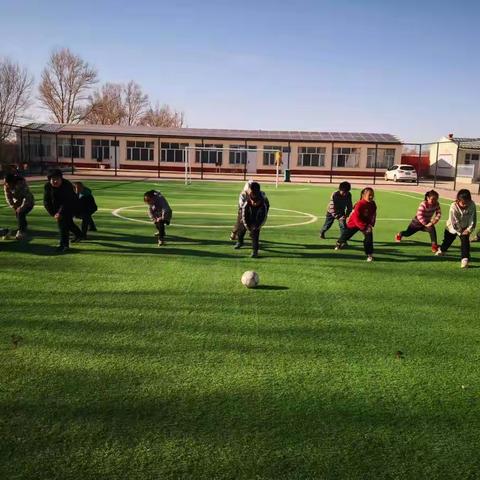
left=182, top=145, right=284, bottom=186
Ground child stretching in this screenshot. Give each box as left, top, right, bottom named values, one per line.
left=144, top=190, right=172, bottom=246
left=395, top=190, right=441, bottom=252
left=4, top=174, right=35, bottom=240
left=320, top=181, right=352, bottom=239
left=230, top=180, right=253, bottom=241
left=74, top=182, right=98, bottom=238
left=335, top=187, right=377, bottom=262
left=436, top=189, right=476, bottom=268
left=234, top=181, right=269, bottom=258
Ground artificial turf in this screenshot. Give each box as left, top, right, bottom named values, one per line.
left=1, top=179, right=479, bottom=480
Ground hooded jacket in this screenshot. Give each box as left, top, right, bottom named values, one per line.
left=446, top=201, right=477, bottom=235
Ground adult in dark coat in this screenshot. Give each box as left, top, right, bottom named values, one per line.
left=43, top=169, right=83, bottom=252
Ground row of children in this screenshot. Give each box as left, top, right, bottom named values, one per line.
left=320, top=181, right=478, bottom=267
left=2, top=171, right=478, bottom=266
left=2, top=169, right=97, bottom=252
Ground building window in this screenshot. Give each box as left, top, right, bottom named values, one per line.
left=465, top=153, right=480, bottom=164
left=57, top=138, right=85, bottom=158
left=127, top=140, right=154, bottom=161
left=298, top=146, right=326, bottom=167
left=229, top=145, right=247, bottom=165
left=367, top=148, right=396, bottom=168
left=28, top=136, right=52, bottom=158
left=195, top=144, right=223, bottom=164
left=263, top=146, right=282, bottom=166
left=161, top=142, right=188, bottom=162
left=91, top=139, right=111, bottom=160
left=333, top=147, right=358, bottom=168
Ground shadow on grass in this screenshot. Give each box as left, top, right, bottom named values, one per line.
left=255, top=285, right=289, bottom=291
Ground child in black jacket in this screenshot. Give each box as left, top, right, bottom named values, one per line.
left=74, top=182, right=98, bottom=238
left=144, top=190, right=173, bottom=246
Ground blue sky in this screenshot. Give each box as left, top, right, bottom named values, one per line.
left=1, top=0, right=479, bottom=142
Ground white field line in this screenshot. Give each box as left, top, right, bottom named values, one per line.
left=112, top=204, right=318, bottom=229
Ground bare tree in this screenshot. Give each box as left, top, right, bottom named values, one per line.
left=140, top=103, right=185, bottom=128
left=84, top=82, right=125, bottom=125
left=123, top=81, right=149, bottom=126
left=0, top=58, right=33, bottom=141
left=39, top=48, right=98, bottom=123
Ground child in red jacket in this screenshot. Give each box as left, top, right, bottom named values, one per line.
left=335, top=187, right=377, bottom=262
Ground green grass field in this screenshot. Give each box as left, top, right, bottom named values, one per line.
left=1, top=179, right=479, bottom=480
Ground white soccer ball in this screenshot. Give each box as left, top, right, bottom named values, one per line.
left=241, top=271, right=259, bottom=288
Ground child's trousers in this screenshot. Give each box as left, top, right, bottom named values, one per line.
left=237, top=224, right=260, bottom=253
left=401, top=219, right=437, bottom=244
left=338, top=227, right=373, bottom=255
left=440, top=230, right=470, bottom=259
left=155, top=220, right=167, bottom=239
left=320, top=213, right=347, bottom=235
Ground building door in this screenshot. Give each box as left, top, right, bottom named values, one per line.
left=246, top=149, right=257, bottom=173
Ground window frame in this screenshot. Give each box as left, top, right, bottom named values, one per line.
left=161, top=142, right=188, bottom=163
left=297, top=146, right=326, bottom=167
left=126, top=140, right=155, bottom=161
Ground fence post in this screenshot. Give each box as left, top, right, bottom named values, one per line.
left=243, top=140, right=247, bottom=181
left=55, top=133, right=59, bottom=164
left=20, top=127, right=24, bottom=166
left=201, top=139, right=204, bottom=180
left=417, top=144, right=422, bottom=185
left=157, top=137, right=161, bottom=178
left=453, top=143, right=460, bottom=191
left=114, top=135, right=118, bottom=177
left=373, top=143, right=378, bottom=185
left=433, top=142, right=439, bottom=188
left=70, top=134, right=74, bottom=175
left=329, top=142, right=334, bottom=184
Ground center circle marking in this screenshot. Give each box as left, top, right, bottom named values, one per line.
left=111, top=203, right=318, bottom=229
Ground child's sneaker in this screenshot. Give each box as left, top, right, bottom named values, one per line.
left=431, top=243, right=439, bottom=253
left=251, top=251, right=259, bottom=258
left=435, top=249, right=444, bottom=256
left=0, top=228, right=10, bottom=240
left=234, top=241, right=243, bottom=249
left=334, top=242, right=345, bottom=251
left=15, top=231, right=26, bottom=241
left=461, top=258, right=469, bottom=268
left=395, top=233, right=402, bottom=242
left=319, top=231, right=326, bottom=239
left=230, top=232, right=237, bottom=241
left=158, top=239, right=165, bottom=246
left=366, top=255, right=374, bottom=262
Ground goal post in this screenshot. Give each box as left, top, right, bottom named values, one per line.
left=182, top=145, right=283, bottom=186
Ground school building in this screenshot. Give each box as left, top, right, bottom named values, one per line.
left=16, top=123, right=402, bottom=176
left=429, top=134, right=480, bottom=183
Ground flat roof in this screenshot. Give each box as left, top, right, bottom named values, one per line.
left=20, top=123, right=401, bottom=144
left=452, top=137, right=480, bottom=149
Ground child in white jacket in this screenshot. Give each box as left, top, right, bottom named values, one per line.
left=436, top=189, right=477, bottom=268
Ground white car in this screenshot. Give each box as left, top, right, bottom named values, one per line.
left=384, top=164, right=417, bottom=182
